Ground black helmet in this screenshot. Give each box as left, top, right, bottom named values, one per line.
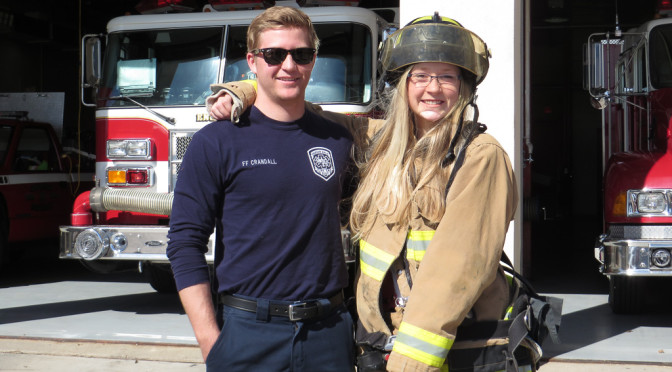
left=379, top=12, right=490, bottom=86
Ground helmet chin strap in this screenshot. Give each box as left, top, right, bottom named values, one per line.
left=441, top=93, right=479, bottom=168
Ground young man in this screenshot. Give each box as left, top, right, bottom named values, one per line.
left=167, top=6, right=355, bottom=371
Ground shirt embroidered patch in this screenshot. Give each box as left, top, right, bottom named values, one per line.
left=307, top=147, right=335, bottom=181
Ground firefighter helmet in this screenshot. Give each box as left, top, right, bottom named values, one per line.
left=379, top=12, right=490, bottom=86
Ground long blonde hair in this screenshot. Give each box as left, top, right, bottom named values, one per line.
left=350, top=66, right=476, bottom=240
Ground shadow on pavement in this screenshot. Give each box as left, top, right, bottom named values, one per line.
left=0, top=291, right=185, bottom=325
left=0, top=241, right=149, bottom=288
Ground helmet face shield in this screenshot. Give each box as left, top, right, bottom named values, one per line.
left=380, top=23, right=490, bottom=85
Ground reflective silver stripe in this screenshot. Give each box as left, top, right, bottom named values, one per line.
left=406, top=230, right=435, bottom=262
left=1, top=173, right=72, bottom=185
left=393, top=322, right=452, bottom=367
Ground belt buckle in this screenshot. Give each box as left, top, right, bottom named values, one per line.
left=288, top=302, right=307, bottom=321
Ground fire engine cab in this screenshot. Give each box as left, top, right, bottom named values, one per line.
left=586, top=9, right=672, bottom=313
left=60, top=0, right=392, bottom=292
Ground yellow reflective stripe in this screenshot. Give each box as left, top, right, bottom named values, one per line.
left=503, top=271, right=515, bottom=320
left=393, top=322, right=453, bottom=367
left=505, top=272, right=514, bottom=286
left=242, top=79, right=258, bottom=90
left=440, top=364, right=449, bottom=372
left=407, top=230, right=435, bottom=240
left=503, top=306, right=514, bottom=320
left=359, top=240, right=395, bottom=281
left=406, top=230, right=435, bottom=262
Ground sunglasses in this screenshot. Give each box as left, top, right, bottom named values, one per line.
left=251, top=48, right=316, bottom=65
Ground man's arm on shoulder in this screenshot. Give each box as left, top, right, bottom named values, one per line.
left=208, top=80, right=258, bottom=123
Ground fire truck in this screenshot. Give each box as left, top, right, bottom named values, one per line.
left=60, top=0, right=392, bottom=292
left=586, top=12, right=672, bottom=313
left=0, top=93, right=94, bottom=270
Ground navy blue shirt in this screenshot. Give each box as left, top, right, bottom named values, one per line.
left=167, top=106, right=352, bottom=301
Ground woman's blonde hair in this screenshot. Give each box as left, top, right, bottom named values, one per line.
left=247, top=6, right=320, bottom=52
left=350, top=65, right=476, bottom=240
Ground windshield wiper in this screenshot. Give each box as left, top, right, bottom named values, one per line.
left=109, top=95, right=176, bottom=125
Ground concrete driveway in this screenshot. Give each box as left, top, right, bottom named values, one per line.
left=1, top=245, right=672, bottom=371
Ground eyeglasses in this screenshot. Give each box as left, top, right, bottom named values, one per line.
left=407, top=72, right=461, bottom=87
left=251, top=48, right=316, bottom=66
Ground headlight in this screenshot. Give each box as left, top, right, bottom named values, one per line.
left=107, top=139, right=151, bottom=159
left=637, top=192, right=666, bottom=213
left=627, top=190, right=671, bottom=216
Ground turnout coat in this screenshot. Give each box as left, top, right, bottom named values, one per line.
left=355, top=130, right=518, bottom=371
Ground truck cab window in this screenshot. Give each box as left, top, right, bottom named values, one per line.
left=649, top=25, right=672, bottom=89
left=13, top=128, right=58, bottom=172
left=0, top=125, right=12, bottom=166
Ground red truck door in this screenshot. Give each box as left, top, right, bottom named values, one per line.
left=1, top=123, right=73, bottom=242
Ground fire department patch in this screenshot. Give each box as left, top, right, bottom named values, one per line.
left=307, top=147, right=335, bottom=181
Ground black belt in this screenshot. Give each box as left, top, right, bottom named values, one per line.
left=219, top=292, right=343, bottom=322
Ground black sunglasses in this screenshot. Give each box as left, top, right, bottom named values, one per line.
left=251, top=48, right=316, bottom=65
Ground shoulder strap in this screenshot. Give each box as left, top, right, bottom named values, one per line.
left=443, top=122, right=487, bottom=198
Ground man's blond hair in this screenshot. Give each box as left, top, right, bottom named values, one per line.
left=247, top=6, right=320, bottom=52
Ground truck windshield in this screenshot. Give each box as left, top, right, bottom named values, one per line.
left=649, top=24, right=672, bottom=89
left=100, top=27, right=223, bottom=107
left=99, top=22, right=373, bottom=107
left=223, top=23, right=373, bottom=105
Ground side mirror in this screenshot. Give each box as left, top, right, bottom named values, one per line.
left=81, top=35, right=102, bottom=107
left=583, top=34, right=624, bottom=110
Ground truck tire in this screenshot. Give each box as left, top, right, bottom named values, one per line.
left=0, top=224, right=7, bottom=273
left=609, top=276, right=645, bottom=314
left=144, top=263, right=178, bottom=294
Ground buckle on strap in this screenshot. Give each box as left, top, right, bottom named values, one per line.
left=289, top=302, right=308, bottom=321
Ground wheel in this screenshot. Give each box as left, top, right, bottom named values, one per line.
left=0, top=223, right=7, bottom=273
left=609, top=276, right=645, bottom=314
left=144, top=263, right=177, bottom=294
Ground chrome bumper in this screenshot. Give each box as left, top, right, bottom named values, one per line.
left=595, top=225, right=672, bottom=275
left=60, top=225, right=214, bottom=263
left=61, top=226, right=353, bottom=264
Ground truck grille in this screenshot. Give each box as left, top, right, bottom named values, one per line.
left=609, top=225, right=672, bottom=239
left=170, top=130, right=196, bottom=191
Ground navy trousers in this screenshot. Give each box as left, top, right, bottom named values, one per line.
left=205, top=297, right=355, bottom=372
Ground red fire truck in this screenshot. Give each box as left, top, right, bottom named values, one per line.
left=586, top=13, right=672, bottom=313
left=1, top=105, right=94, bottom=270
left=60, top=0, right=392, bottom=292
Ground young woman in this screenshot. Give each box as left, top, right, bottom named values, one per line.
left=350, top=15, right=522, bottom=372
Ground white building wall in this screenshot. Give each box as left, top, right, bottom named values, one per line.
left=398, top=0, right=525, bottom=268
